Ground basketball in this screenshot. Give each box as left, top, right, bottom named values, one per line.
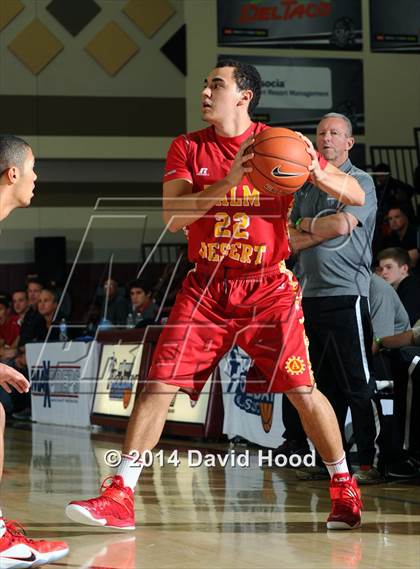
left=247, top=127, right=312, bottom=196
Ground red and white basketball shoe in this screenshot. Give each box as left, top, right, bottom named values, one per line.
left=327, top=474, right=363, bottom=530
left=65, top=475, right=135, bottom=530
left=0, top=518, right=69, bottom=569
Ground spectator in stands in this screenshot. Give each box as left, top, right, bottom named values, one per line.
left=14, top=288, right=47, bottom=359
left=3, top=290, right=48, bottom=420
left=2, top=288, right=46, bottom=368
left=370, top=272, right=411, bottom=381
left=26, top=277, right=43, bottom=310
left=12, top=289, right=29, bottom=326
left=100, top=278, right=129, bottom=326
left=0, top=295, right=20, bottom=358
left=47, top=280, right=72, bottom=321
left=370, top=272, right=411, bottom=338
left=128, top=280, right=157, bottom=326
left=9, top=288, right=58, bottom=372
left=37, top=288, right=61, bottom=341
left=373, top=163, right=415, bottom=221
left=84, top=299, right=102, bottom=336
left=382, top=206, right=419, bottom=267
left=378, top=247, right=420, bottom=325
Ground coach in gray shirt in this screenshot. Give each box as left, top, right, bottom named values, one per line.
left=288, top=113, right=380, bottom=484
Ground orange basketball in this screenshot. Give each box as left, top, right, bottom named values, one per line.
left=247, top=127, right=311, bottom=196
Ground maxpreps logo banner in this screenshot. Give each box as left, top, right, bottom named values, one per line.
left=31, top=361, right=80, bottom=408
left=223, top=54, right=364, bottom=134
left=218, top=0, right=362, bottom=50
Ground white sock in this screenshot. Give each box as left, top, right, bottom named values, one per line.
left=116, top=454, right=144, bottom=490
left=324, top=453, right=349, bottom=478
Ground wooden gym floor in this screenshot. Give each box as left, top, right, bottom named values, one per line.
left=1, top=423, right=419, bottom=569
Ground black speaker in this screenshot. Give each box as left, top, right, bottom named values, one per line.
left=34, top=236, right=67, bottom=286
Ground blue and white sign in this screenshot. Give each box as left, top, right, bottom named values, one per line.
left=220, top=346, right=284, bottom=448
left=27, top=341, right=99, bottom=427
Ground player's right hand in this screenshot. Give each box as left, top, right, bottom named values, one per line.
left=0, top=363, right=30, bottom=394
left=225, top=135, right=254, bottom=186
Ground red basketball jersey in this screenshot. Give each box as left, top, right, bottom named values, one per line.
left=164, top=122, right=325, bottom=271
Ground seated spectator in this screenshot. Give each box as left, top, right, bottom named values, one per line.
left=47, top=279, right=72, bottom=320
left=0, top=294, right=20, bottom=357
left=12, top=289, right=29, bottom=326
left=369, top=273, right=411, bottom=380
left=83, top=299, right=102, bottom=336
left=14, top=289, right=47, bottom=352
left=373, top=163, right=415, bottom=221
left=382, top=206, right=419, bottom=267
left=26, top=277, right=44, bottom=310
left=100, top=278, right=129, bottom=326
left=2, top=289, right=48, bottom=420
left=4, top=289, right=47, bottom=368
left=9, top=288, right=57, bottom=373
left=37, top=288, right=61, bottom=341
left=128, top=280, right=157, bottom=326
left=378, top=247, right=420, bottom=325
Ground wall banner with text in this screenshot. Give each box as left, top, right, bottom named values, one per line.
left=219, top=54, right=364, bottom=134
left=218, top=0, right=362, bottom=50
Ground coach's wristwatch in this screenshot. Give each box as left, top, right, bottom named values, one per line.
left=295, top=217, right=303, bottom=232
left=374, top=337, right=383, bottom=349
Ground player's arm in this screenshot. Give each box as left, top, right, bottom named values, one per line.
left=289, top=225, right=324, bottom=252
left=163, top=137, right=254, bottom=233
left=374, top=330, right=414, bottom=352
left=289, top=212, right=358, bottom=252
left=299, top=212, right=358, bottom=239
left=298, top=134, right=365, bottom=206
left=0, top=362, right=30, bottom=393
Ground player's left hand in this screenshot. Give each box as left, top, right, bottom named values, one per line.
left=295, top=132, right=322, bottom=183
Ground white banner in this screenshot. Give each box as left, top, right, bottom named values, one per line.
left=259, top=65, right=332, bottom=109
left=92, top=344, right=143, bottom=417
left=220, top=347, right=284, bottom=448
left=28, top=341, right=100, bottom=427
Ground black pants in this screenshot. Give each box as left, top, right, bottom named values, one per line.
left=283, top=295, right=380, bottom=466
left=387, top=347, right=420, bottom=455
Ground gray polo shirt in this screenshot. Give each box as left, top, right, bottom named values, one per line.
left=291, top=158, right=377, bottom=297
left=369, top=274, right=411, bottom=337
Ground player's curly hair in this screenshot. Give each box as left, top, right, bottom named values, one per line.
left=217, top=59, right=261, bottom=117
left=0, top=134, right=31, bottom=174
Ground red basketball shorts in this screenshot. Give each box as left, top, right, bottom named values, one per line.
left=148, top=263, right=314, bottom=398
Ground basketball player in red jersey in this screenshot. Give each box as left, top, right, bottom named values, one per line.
left=67, top=60, right=364, bottom=530
left=0, top=135, right=69, bottom=568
